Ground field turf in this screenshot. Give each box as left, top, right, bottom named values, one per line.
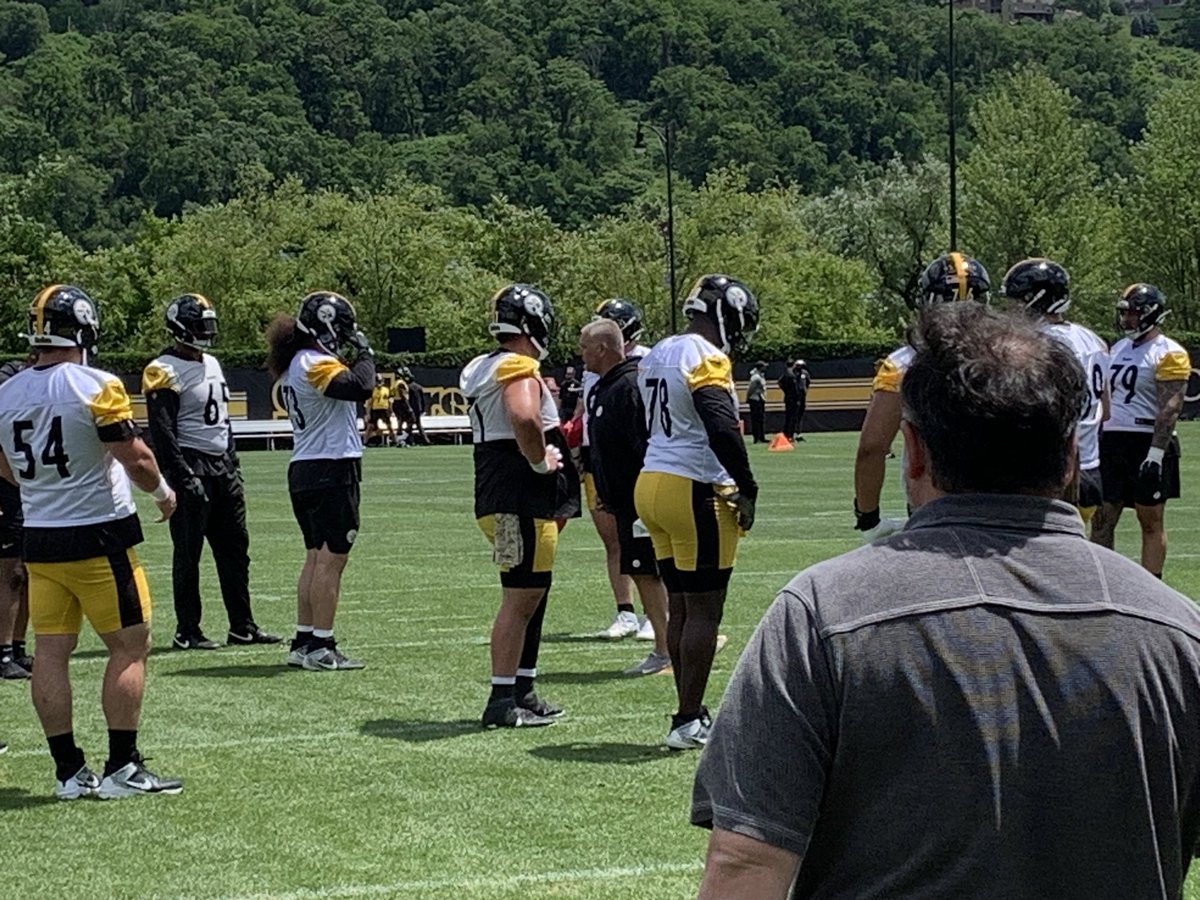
left=4, top=425, right=1200, bottom=898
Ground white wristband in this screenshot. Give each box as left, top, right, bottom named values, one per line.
left=150, top=477, right=171, bottom=501
left=1146, top=446, right=1165, bottom=466
left=530, top=457, right=550, bottom=474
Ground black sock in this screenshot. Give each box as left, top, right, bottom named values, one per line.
left=515, top=675, right=534, bottom=698
left=616, top=603, right=635, bottom=615
left=105, top=729, right=138, bottom=775
left=1153, top=572, right=1163, bottom=580
left=489, top=682, right=515, bottom=703
left=12, top=639, right=26, bottom=658
left=47, top=732, right=84, bottom=781
left=518, top=587, right=549, bottom=675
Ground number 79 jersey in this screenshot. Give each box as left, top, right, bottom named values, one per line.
left=0, top=362, right=137, bottom=527
left=1106, top=333, right=1191, bottom=434
left=638, top=333, right=737, bottom=487
left=142, top=351, right=231, bottom=455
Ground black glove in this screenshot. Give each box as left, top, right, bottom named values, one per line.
left=854, top=502, right=881, bottom=532
left=346, top=330, right=373, bottom=358
left=181, top=475, right=207, bottom=502
left=1137, top=458, right=1164, bottom=504
left=726, top=491, right=756, bottom=532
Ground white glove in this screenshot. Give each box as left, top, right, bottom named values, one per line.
left=530, top=444, right=564, bottom=474
left=860, top=517, right=904, bottom=543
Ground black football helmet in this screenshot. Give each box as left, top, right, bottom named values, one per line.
left=488, top=284, right=555, bottom=360
left=682, top=274, right=759, bottom=356
left=593, top=298, right=644, bottom=344
left=27, top=284, right=99, bottom=353
left=296, top=291, right=357, bottom=355
left=166, top=293, right=218, bottom=348
left=912, top=253, right=991, bottom=309
left=1116, top=283, right=1168, bottom=340
left=999, top=258, right=1071, bottom=317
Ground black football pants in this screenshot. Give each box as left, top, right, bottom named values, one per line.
left=169, top=467, right=254, bottom=636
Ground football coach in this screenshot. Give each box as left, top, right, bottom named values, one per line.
left=692, top=302, right=1200, bottom=899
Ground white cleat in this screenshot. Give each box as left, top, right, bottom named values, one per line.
left=601, top=611, right=640, bottom=640
left=635, top=617, right=657, bottom=641
left=56, top=766, right=100, bottom=800
left=665, top=716, right=711, bottom=751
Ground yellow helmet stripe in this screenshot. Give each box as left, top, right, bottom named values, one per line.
left=32, top=284, right=64, bottom=336
left=949, top=253, right=968, bottom=301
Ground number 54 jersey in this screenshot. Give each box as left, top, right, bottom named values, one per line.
left=638, top=333, right=737, bottom=487
left=0, top=362, right=138, bottom=530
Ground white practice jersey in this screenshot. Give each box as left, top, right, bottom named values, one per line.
left=1106, top=333, right=1191, bottom=434
left=581, top=344, right=649, bottom=447
left=461, top=350, right=558, bottom=442
left=142, top=352, right=231, bottom=456
left=872, top=344, right=915, bottom=394
left=639, top=334, right=736, bottom=486
left=280, top=348, right=363, bottom=461
left=1040, top=321, right=1109, bottom=470
left=0, top=363, right=136, bottom=527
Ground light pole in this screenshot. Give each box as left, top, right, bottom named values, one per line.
left=948, top=0, right=958, bottom=251
left=635, top=120, right=678, bottom=334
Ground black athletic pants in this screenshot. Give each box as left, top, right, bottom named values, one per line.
left=748, top=399, right=766, bottom=443
left=170, top=467, right=253, bottom=636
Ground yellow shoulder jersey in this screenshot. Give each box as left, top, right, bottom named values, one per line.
left=142, top=351, right=231, bottom=456
left=281, top=348, right=363, bottom=461
left=872, top=345, right=914, bottom=394
left=0, top=362, right=137, bottom=528
left=638, top=333, right=736, bottom=486
left=1106, top=334, right=1191, bottom=433
left=460, top=350, right=558, bottom=443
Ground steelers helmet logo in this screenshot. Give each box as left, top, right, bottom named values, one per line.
left=317, top=303, right=337, bottom=324
left=166, top=302, right=180, bottom=324
left=726, top=285, right=748, bottom=311
left=74, top=298, right=97, bottom=326
left=523, top=292, right=544, bottom=318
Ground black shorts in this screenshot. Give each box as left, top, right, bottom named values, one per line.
left=290, top=483, right=361, bottom=554
left=392, top=402, right=415, bottom=423
left=614, top=511, right=658, bottom=577
left=0, top=480, right=23, bottom=559
left=1078, top=466, right=1103, bottom=511
left=1100, top=431, right=1180, bottom=508
left=369, top=409, right=390, bottom=425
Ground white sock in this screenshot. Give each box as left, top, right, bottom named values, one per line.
left=313, top=628, right=333, bottom=640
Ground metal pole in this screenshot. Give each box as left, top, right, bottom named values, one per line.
left=948, top=0, right=958, bottom=251
left=665, top=121, right=678, bottom=334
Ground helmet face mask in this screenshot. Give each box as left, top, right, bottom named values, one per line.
left=913, top=253, right=991, bottom=310
left=166, top=293, right=219, bottom=349
left=488, top=284, right=555, bottom=361
left=682, top=274, right=759, bottom=357
left=27, top=284, right=99, bottom=356
left=297, top=291, right=357, bottom=355
left=1116, top=283, right=1168, bottom=340
left=593, top=298, right=644, bottom=344
left=999, top=258, right=1071, bottom=317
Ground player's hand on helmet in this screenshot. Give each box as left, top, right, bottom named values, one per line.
left=154, top=488, right=177, bottom=523
left=346, top=330, right=373, bottom=358
left=530, top=444, right=563, bottom=474
left=181, top=475, right=207, bottom=502
left=1138, top=448, right=1165, bottom=503
left=725, top=491, right=756, bottom=533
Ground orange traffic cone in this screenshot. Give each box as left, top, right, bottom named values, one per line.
left=768, top=433, right=794, bottom=452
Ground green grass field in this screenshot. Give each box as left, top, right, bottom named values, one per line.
left=5, top=426, right=1200, bottom=898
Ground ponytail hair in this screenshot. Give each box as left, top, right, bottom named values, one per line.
left=266, top=314, right=310, bottom=380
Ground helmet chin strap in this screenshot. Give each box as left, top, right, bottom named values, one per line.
left=530, top=334, right=549, bottom=361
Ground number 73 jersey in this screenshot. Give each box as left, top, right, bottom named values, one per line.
left=142, top=351, right=231, bottom=455
left=638, top=333, right=738, bottom=487
left=1106, top=333, right=1191, bottom=434
left=0, top=362, right=138, bottom=527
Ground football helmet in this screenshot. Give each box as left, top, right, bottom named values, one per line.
left=682, top=274, right=759, bottom=356
left=296, top=291, right=358, bottom=355
left=488, top=284, right=554, bottom=360
left=999, top=258, right=1071, bottom=317
left=1116, top=283, right=1168, bottom=340
left=27, top=284, right=99, bottom=352
left=165, top=293, right=218, bottom=349
left=913, top=253, right=991, bottom=309
left=593, top=298, right=644, bottom=343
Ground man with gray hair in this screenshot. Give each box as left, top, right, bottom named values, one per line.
left=578, top=319, right=669, bottom=676
left=693, top=302, right=1200, bottom=898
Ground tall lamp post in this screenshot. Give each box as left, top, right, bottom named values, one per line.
left=635, top=120, right=678, bottom=334
left=948, top=0, right=958, bottom=251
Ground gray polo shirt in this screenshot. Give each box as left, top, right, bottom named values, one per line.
left=693, top=495, right=1200, bottom=899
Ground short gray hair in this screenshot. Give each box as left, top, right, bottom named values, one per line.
left=580, top=319, right=623, bottom=354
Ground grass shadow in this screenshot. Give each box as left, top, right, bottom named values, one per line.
left=536, top=669, right=628, bottom=686
left=540, top=631, right=619, bottom=644
left=360, top=718, right=479, bottom=743
left=0, top=787, right=60, bottom=810
left=165, top=664, right=292, bottom=679
left=528, top=742, right=675, bottom=766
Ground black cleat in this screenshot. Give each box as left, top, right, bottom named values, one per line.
left=172, top=633, right=220, bottom=651
left=516, top=691, right=563, bottom=718
left=481, top=697, right=556, bottom=729
left=1, top=655, right=30, bottom=680
left=227, top=625, right=283, bottom=645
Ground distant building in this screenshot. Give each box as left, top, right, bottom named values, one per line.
left=955, top=0, right=1056, bottom=22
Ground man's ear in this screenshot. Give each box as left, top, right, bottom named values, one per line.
left=900, top=419, right=926, bottom=483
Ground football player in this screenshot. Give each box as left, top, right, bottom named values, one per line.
left=578, top=299, right=657, bottom=641
left=462, top=285, right=580, bottom=728
left=143, top=294, right=280, bottom=650
left=633, top=274, right=759, bottom=750
left=0, top=285, right=181, bottom=798
left=266, top=292, right=375, bottom=670
left=1091, top=284, right=1190, bottom=577
left=1000, top=259, right=1109, bottom=526
left=364, top=375, right=395, bottom=447
left=0, top=356, right=31, bottom=680
left=853, top=252, right=990, bottom=539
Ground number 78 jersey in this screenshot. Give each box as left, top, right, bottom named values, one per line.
left=638, top=333, right=737, bottom=487
left=0, top=362, right=137, bottom=527
left=1106, top=333, right=1191, bottom=434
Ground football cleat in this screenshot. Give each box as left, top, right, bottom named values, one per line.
left=624, top=651, right=672, bottom=677
left=98, top=754, right=182, bottom=799
left=516, top=691, right=563, bottom=718
left=301, top=644, right=365, bottom=671
left=601, top=610, right=640, bottom=640
left=173, top=633, right=220, bottom=651
left=665, top=714, right=712, bottom=751
left=56, top=765, right=101, bottom=801
left=481, top=697, right=556, bottom=729
left=227, top=625, right=283, bottom=645
left=635, top=617, right=656, bottom=641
